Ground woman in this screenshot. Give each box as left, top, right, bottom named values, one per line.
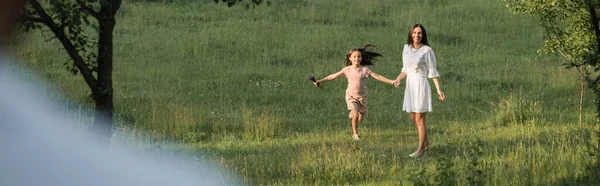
left=394, top=24, right=446, bottom=157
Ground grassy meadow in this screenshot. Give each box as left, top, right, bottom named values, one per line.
left=12, top=0, right=600, bottom=185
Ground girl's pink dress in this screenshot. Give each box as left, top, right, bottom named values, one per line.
left=330, top=66, right=371, bottom=114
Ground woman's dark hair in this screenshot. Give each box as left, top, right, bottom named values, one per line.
left=407, top=23, right=429, bottom=47
left=345, top=44, right=382, bottom=66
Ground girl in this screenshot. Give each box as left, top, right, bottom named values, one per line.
left=313, top=45, right=396, bottom=140
left=394, top=24, right=446, bottom=157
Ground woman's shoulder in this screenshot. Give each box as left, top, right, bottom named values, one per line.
left=422, top=45, right=434, bottom=52
left=402, top=44, right=410, bottom=53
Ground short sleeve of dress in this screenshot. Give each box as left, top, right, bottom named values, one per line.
left=401, top=45, right=407, bottom=73
left=364, top=67, right=372, bottom=78
left=425, top=49, right=440, bottom=78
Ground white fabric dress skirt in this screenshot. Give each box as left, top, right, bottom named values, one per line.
left=403, top=74, right=432, bottom=113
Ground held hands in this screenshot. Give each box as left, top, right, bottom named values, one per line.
left=437, top=90, right=445, bottom=101
left=392, top=79, right=401, bottom=88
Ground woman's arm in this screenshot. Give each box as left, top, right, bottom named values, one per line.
left=314, top=70, right=344, bottom=86
left=395, top=72, right=407, bottom=82
left=370, top=71, right=394, bottom=85
left=432, top=77, right=445, bottom=100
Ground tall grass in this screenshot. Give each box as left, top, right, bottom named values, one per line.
left=12, top=0, right=600, bottom=185
left=489, top=91, right=543, bottom=127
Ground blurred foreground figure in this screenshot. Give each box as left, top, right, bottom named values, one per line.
left=0, top=60, right=236, bottom=186
left=0, top=1, right=234, bottom=185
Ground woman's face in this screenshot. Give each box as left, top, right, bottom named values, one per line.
left=349, top=51, right=362, bottom=66
left=411, top=26, right=423, bottom=45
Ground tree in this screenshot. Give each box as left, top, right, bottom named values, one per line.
left=504, top=0, right=600, bottom=127
left=22, top=0, right=123, bottom=142
left=21, top=0, right=268, bottom=142
left=505, top=2, right=600, bottom=182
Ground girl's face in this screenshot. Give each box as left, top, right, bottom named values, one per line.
left=349, top=51, right=362, bottom=66
left=412, top=27, right=423, bottom=45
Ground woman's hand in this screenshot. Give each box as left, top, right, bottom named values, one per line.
left=393, top=79, right=401, bottom=88
left=437, top=90, right=445, bottom=101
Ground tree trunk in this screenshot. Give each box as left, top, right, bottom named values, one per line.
left=578, top=66, right=586, bottom=129
left=90, top=7, right=116, bottom=141
left=587, top=0, right=600, bottom=54
left=586, top=0, right=600, bottom=122
left=25, top=0, right=122, bottom=143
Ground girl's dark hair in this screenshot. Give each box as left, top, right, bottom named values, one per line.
left=407, top=23, right=429, bottom=47
left=345, top=44, right=382, bottom=66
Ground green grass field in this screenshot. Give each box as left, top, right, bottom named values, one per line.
left=12, top=0, right=600, bottom=185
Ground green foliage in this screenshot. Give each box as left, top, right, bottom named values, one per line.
left=576, top=129, right=600, bottom=184
left=408, top=167, right=429, bottom=186
left=504, top=0, right=600, bottom=119
left=22, top=0, right=99, bottom=75
left=14, top=0, right=600, bottom=185
left=489, top=92, right=543, bottom=127
left=406, top=141, right=484, bottom=186
left=434, top=157, right=457, bottom=186
left=504, top=0, right=597, bottom=64
left=466, top=139, right=486, bottom=186
left=407, top=157, right=458, bottom=186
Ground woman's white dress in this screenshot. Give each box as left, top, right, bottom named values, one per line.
left=401, top=44, right=439, bottom=113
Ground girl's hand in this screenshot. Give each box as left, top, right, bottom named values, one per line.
left=437, top=90, right=445, bottom=101
left=313, top=81, right=324, bottom=90
left=393, top=79, right=400, bottom=88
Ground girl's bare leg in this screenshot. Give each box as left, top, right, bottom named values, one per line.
left=351, top=102, right=360, bottom=135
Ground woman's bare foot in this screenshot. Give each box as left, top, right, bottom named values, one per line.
left=424, top=144, right=432, bottom=151
left=409, top=151, right=424, bottom=158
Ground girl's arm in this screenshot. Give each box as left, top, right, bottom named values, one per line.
left=314, top=70, right=344, bottom=86
left=369, top=71, right=395, bottom=85
left=432, top=77, right=445, bottom=100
